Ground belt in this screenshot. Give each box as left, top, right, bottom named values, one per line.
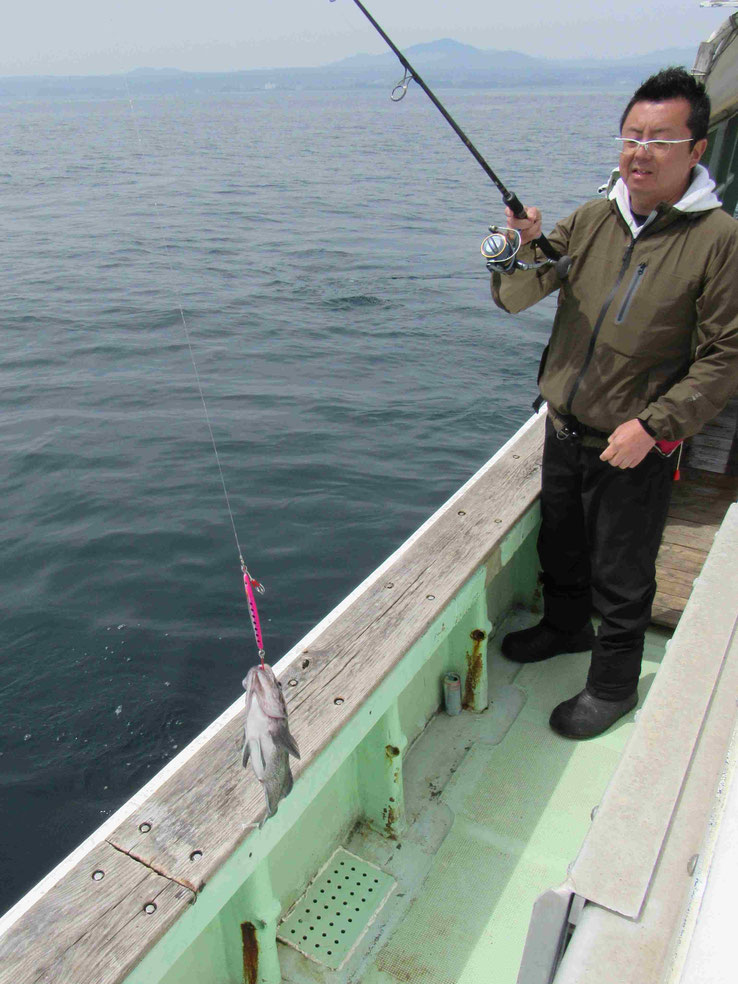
left=549, top=408, right=684, bottom=462
left=549, top=409, right=609, bottom=443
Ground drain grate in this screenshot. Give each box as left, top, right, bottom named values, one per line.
left=278, top=847, right=396, bottom=970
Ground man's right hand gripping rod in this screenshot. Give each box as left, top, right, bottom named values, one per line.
left=503, top=191, right=572, bottom=279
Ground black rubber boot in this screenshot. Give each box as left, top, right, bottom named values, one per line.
left=549, top=688, right=638, bottom=739
left=500, top=620, right=595, bottom=664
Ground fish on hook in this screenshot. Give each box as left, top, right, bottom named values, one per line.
left=242, top=663, right=300, bottom=827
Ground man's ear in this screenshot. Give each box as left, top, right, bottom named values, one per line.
left=690, top=137, right=708, bottom=166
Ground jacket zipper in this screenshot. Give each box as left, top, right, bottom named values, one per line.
left=564, top=240, right=635, bottom=414
left=615, top=262, right=647, bottom=324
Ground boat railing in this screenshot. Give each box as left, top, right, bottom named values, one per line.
left=0, top=411, right=547, bottom=984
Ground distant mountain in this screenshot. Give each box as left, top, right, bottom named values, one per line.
left=329, top=38, right=696, bottom=72
left=0, top=39, right=700, bottom=101
left=321, top=37, right=698, bottom=88
left=330, top=38, right=540, bottom=71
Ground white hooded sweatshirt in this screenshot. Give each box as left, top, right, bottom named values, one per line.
left=603, top=163, right=722, bottom=238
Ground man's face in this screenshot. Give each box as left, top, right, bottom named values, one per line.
left=619, top=97, right=707, bottom=212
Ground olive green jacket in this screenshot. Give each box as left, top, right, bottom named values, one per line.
left=491, top=170, right=738, bottom=443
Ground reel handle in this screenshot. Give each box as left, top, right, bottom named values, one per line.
left=501, top=191, right=570, bottom=276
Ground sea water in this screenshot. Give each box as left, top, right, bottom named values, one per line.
left=0, top=85, right=623, bottom=912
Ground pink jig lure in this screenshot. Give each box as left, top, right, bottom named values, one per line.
left=243, top=570, right=266, bottom=668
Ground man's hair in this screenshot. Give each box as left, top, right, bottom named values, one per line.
left=620, top=67, right=711, bottom=145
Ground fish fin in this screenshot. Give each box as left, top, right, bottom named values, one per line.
left=284, top=765, right=294, bottom=797
left=263, top=779, right=279, bottom=819
left=245, top=739, right=267, bottom=780
left=274, top=722, right=301, bottom=760
left=241, top=738, right=250, bottom=769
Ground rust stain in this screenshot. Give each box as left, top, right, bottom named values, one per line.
left=241, top=921, right=259, bottom=984
left=384, top=804, right=397, bottom=839
left=463, top=629, right=486, bottom=709
left=385, top=744, right=401, bottom=760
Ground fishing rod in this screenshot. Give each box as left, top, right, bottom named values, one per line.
left=330, top=0, right=571, bottom=278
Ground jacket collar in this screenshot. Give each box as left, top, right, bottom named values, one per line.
left=604, top=164, right=721, bottom=238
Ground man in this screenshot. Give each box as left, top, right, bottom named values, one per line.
left=489, top=67, right=738, bottom=739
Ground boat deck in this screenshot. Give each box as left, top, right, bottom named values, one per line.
left=652, top=467, right=738, bottom=628
left=278, top=611, right=671, bottom=984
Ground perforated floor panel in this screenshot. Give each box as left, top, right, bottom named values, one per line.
left=278, top=848, right=396, bottom=970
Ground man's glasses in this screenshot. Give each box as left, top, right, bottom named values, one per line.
left=615, top=137, right=693, bottom=156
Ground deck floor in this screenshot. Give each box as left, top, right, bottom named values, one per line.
left=653, top=467, right=738, bottom=628
left=278, top=612, right=672, bottom=984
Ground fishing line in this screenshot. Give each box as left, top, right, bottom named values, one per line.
left=123, top=79, right=267, bottom=666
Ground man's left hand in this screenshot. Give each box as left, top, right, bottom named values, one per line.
left=600, top=419, right=656, bottom=469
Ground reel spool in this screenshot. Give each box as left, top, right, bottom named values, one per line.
left=480, top=226, right=522, bottom=272
left=481, top=225, right=572, bottom=278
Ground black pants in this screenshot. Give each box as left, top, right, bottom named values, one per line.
left=538, top=418, right=674, bottom=700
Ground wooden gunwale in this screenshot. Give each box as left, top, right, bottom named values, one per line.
left=0, top=411, right=546, bottom=984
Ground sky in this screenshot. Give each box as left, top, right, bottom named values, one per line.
left=1, top=0, right=731, bottom=77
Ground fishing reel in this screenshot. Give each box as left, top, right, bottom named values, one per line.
left=481, top=226, right=572, bottom=278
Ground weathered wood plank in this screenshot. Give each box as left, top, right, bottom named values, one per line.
left=667, top=472, right=738, bottom=520
left=651, top=594, right=683, bottom=629
left=654, top=569, right=694, bottom=599
left=0, top=842, right=194, bottom=984
left=105, top=417, right=545, bottom=892
left=652, top=468, right=737, bottom=627
left=667, top=494, right=733, bottom=526
left=681, top=468, right=738, bottom=491
left=655, top=541, right=705, bottom=577
left=660, top=516, right=716, bottom=552
left=669, top=479, right=734, bottom=506
left=685, top=397, right=738, bottom=474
